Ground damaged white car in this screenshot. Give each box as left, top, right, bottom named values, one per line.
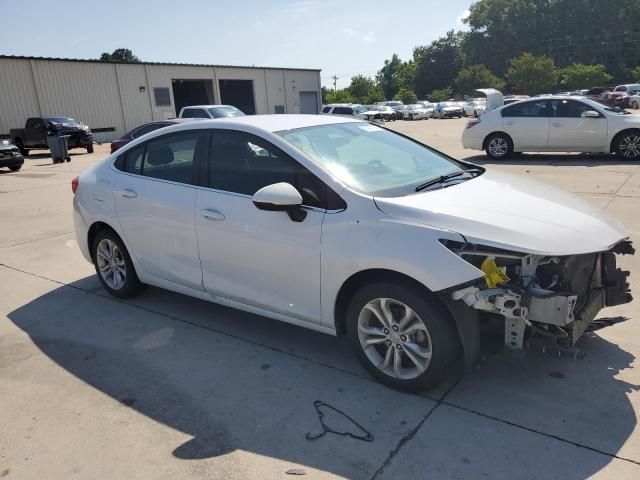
left=72, top=115, right=633, bottom=392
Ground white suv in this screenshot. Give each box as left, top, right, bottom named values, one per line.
left=72, top=114, right=633, bottom=391
left=462, top=96, right=640, bottom=160
left=321, top=104, right=383, bottom=122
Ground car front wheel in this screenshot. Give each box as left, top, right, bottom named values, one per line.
left=485, top=133, right=513, bottom=160
left=615, top=132, right=640, bottom=160
left=346, top=282, right=459, bottom=392
left=92, top=228, right=144, bottom=298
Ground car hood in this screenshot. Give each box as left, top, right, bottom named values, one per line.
left=0, top=142, right=18, bottom=152
left=374, top=169, right=627, bottom=256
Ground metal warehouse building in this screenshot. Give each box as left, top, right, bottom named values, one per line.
left=0, top=55, right=322, bottom=142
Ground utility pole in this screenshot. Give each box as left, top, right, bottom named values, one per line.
left=332, top=75, right=339, bottom=92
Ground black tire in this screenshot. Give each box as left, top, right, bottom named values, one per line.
left=15, top=139, right=28, bottom=156
left=92, top=228, right=144, bottom=298
left=9, top=165, right=22, bottom=172
left=633, top=101, right=639, bottom=110
left=614, top=131, right=640, bottom=161
left=346, top=281, right=460, bottom=392
left=473, top=110, right=478, bottom=118
left=409, top=114, right=414, bottom=121
left=86, top=143, right=94, bottom=154
left=485, top=132, right=514, bottom=160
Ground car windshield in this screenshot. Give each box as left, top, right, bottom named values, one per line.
left=409, top=105, right=421, bottom=110
left=44, top=117, right=76, bottom=124
left=278, top=122, right=471, bottom=196
left=442, top=102, right=457, bottom=107
left=207, top=106, right=245, bottom=118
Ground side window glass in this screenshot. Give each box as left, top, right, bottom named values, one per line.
left=322, top=106, right=331, bottom=113
left=208, top=131, right=324, bottom=207
left=122, top=144, right=144, bottom=174
left=141, top=132, right=200, bottom=184
left=554, top=100, right=593, bottom=118
left=502, top=101, right=552, bottom=117
left=182, top=108, right=207, bottom=118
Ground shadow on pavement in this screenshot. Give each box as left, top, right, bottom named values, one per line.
left=6, top=276, right=638, bottom=478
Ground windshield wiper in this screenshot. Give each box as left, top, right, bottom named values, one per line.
left=415, top=171, right=468, bottom=192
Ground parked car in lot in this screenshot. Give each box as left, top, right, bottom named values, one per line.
left=629, top=92, right=640, bottom=109
left=608, top=84, right=640, bottom=108
left=433, top=102, right=464, bottom=118
left=321, top=104, right=384, bottom=122
left=417, top=101, right=436, bottom=116
left=0, top=139, right=24, bottom=172
left=72, top=114, right=633, bottom=391
left=10, top=116, right=93, bottom=156
left=110, top=119, right=202, bottom=153
left=462, top=95, right=640, bottom=160
left=370, top=105, right=398, bottom=121
left=179, top=105, right=245, bottom=119
left=404, top=104, right=430, bottom=120
left=393, top=105, right=408, bottom=120
left=463, top=100, right=487, bottom=117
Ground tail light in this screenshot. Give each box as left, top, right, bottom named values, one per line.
left=466, top=118, right=481, bottom=129
left=72, top=176, right=79, bottom=194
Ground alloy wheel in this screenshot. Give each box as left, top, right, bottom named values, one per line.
left=619, top=135, right=640, bottom=159
left=357, top=297, right=432, bottom=380
left=96, top=238, right=127, bottom=290
left=488, top=137, right=508, bottom=157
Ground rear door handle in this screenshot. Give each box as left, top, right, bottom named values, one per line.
left=118, top=188, right=137, bottom=198
left=200, top=209, right=225, bottom=221
left=552, top=122, right=563, bottom=127
left=506, top=121, right=515, bottom=126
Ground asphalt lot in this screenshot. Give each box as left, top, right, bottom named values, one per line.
left=1, top=118, right=640, bottom=479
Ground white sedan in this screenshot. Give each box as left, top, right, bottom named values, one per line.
left=462, top=95, right=640, bottom=160
left=463, top=100, right=486, bottom=117
left=404, top=104, right=430, bottom=120
left=73, top=114, right=633, bottom=391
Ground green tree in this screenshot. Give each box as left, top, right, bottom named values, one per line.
left=99, top=48, right=140, bottom=63
left=560, top=64, right=612, bottom=90
left=325, top=89, right=353, bottom=104
left=376, top=54, right=403, bottom=100
left=428, top=87, right=453, bottom=103
left=506, top=53, right=557, bottom=94
left=413, top=30, right=464, bottom=98
left=347, top=75, right=383, bottom=105
left=455, top=65, right=505, bottom=96
left=462, top=0, right=640, bottom=82
left=631, top=66, right=640, bottom=82
left=394, top=88, right=417, bottom=104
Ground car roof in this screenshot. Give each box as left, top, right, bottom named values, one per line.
left=182, top=105, right=238, bottom=109
left=180, top=114, right=363, bottom=132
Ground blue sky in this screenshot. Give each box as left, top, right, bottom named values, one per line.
left=0, top=0, right=474, bottom=88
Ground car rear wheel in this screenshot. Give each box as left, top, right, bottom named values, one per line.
left=86, top=143, right=94, bottom=154
left=92, top=229, right=144, bottom=298
left=615, top=132, right=640, bottom=160
left=485, top=133, right=513, bottom=160
left=9, top=165, right=22, bottom=172
left=346, top=282, right=460, bottom=392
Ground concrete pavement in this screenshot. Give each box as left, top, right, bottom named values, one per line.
left=1, top=122, right=639, bottom=479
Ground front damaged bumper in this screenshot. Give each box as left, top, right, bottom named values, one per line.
left=449, top=240, right=634, bottom=350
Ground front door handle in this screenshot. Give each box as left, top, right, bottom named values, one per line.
left=200, top=209, right=225, bottom=221
left=552, top=122, right=563, bottom=127
left=118, top=188, right=137, bottom=198
left=506, top=121, right=515, bottom=126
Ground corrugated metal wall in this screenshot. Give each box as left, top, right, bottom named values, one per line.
left=0, top=58, right=321, bottom=143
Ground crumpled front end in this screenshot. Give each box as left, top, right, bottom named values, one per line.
left=444, top=239, right=634, bottom=350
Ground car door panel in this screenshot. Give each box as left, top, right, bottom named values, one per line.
left=195, top=129, right=325, bottom=323
left=196, top=189, right=323, bottom=321
left=113, top=131, right=205, bottom=290
left=501, top=100, right=552, bottom=149
left=547, top=100, right=608, bottom=150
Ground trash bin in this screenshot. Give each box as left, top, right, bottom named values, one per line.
left=47, top=132, right=70, bottom=164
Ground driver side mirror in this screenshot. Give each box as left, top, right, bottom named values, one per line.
left=252, top=182, right=307, bottom=222
left=582, top=110, right=600, bottom=118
